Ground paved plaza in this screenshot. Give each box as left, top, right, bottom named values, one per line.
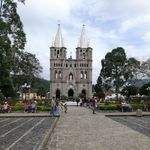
left=45, top=106, right=150, bottom=150
left=0, top=116, right=57, bottom=150
left=0, top=106, right=150, bottom=150
left=109, top=116, right=150, bottom=137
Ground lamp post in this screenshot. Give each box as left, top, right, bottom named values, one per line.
left=22, top=83, right=31, bottom=102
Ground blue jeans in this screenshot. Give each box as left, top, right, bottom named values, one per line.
left=51, top=106, right=55, bottom=114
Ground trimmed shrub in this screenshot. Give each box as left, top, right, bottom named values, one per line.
left=11, top=103, right=24, bottom=111
left=131, top=103, right=144, bottom=110
left=98, top=102, right=145, bottom=111
left=37, top=105, right=51, bottom=111
left=98, top=103, right=120, bottom=110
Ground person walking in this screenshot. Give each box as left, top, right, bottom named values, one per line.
left=51, top=97, right=55, bottom=115
left=92, top=97, right=97, bottom=114
left=76, top=98, right=80, bottom=106
left=64, top=101, right=67, bottom=113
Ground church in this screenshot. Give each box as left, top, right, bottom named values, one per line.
left=50, top=24, right=92, bottom=99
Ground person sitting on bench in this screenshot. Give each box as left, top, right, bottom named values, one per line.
left=121, top=100, right=132, bottom=112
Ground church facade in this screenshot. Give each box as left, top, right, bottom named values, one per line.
left=50, top=24, right=92, bottom=99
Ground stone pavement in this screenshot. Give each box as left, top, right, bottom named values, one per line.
left=45, top=107, right=150, bottom=150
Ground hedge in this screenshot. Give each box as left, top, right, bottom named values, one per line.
left=98, top=103, right=145, bottom=111
left=11, top=103, right=51, bottom=111
left=11, top=103, right=24, bottom=111
left=37, top=105, right=51, bottom=111
left=98, top=103, right=120, bottom=110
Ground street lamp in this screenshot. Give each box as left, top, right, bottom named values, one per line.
left=22, top=83, right=31, bottom=101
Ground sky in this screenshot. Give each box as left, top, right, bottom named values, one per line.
left=17, top=0, right=150, bottom=84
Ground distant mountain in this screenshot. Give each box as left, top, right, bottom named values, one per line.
left=32, top=77, right=49, bottom=91
left=129, top=79, right=150, bottom=87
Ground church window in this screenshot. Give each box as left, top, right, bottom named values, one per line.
left=70, top=64, right=72, bottom=67
left=69, top=73, right=73, bottom=80
left=87, top=64, right=88, bottom=67
left=66, top=64, right=68, bottom=67
left=55, top=71, right=58, bottom=79
left=81, top=71, right=83, bottom=79
left=84, top=71, right=87, bottom=79
left=54, top=49, right=56, bottom=56
left=74, top=64, right=76, bottom=67
left=83, top=53, right=85, bottom=59
left=54, top=63, right=55, bottom=67
left=57, top=50, right=59, bottom=58
left=60, top=49, right=62, bottom=56
left=59, top=71, right=62, bottom=78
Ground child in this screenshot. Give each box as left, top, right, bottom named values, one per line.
left=64, top=101, right=67, bottom=113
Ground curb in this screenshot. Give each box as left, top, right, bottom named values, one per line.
left=37, top=116, right=59, bottom=150
left=0, top=113, right=60, bottom=118
left=105, top=113, right=150, bottom=117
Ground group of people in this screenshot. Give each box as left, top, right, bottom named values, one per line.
left=121, top=99, right=132, bottom=112
left=24, top=101, right=37, bottom=113
left=0, top=102, right=11, bottom=113
left=78, top=97, right=98, bottom=114
left=51, top=97, right=67, bottom=115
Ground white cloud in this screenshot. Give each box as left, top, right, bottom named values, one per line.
left=142, top=32, right=150, bottom=43
left=17, top=0, right=150, bottom=84
left=119, top=14, right=150, bottom=33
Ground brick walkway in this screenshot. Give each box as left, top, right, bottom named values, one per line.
left=45, top=106, right=150, bottom=150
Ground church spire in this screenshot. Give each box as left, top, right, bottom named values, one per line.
left=53, top=24, right=64, bottom=47
left=78, top=24, right=89, bottom=48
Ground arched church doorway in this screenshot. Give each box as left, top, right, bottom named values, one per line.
left=82, top=89, right=86, bottom=98
left=68, top=89, right=74, bottom=98
left=56, top=89, right=60, bottom=99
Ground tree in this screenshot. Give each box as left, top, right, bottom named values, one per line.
left=100, top=47, right=127, bottom=100
left=37, top=86, right=47, bottom=97
left=139, top=82, right=150, bottom=96
left=94, top=76, right=105, bottom=98
left=78, top=93, right=85, bottom=99
left=124, top=57, right=140, bottom=83
left=139, top=57, right=150, bottom=78
left=121, top=85, right=138, bottom=99
left=99, top=47, right=141, bottom=100
left=0, top=0, right=26, bottom=97
left=1, top=77, right=16, bottom=98
left=12, top=51, right=42, bottom=86
left=0, top=0, right=43, bottom=97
